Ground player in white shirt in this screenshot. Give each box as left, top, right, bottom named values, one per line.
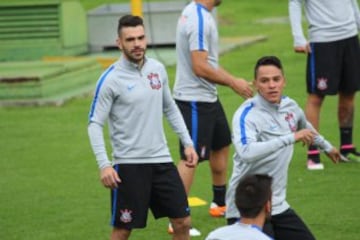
left=206, top=174, right=273, bottom=240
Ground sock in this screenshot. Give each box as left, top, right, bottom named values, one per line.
left=307, top=145, right=320, bottom=163
left=340, top=127, right=355, bottom=155
left=340, top=127, right=352, bottom=146
left=212, top=185, right=226, bottom=206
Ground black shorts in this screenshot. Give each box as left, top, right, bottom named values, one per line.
left=110, top=163, right=189, bottom=229
left=306, top=35, right=360, bottom=95
left=175, top=99, right=231, bottom=161
left=263, top=208, right=315, bottom=240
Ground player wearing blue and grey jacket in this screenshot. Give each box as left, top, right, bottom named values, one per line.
left=88, top=54, right=193, bottom=168
left=87, top=15, right=197, bottom=240
left=226, top=56, right=340, bottom=240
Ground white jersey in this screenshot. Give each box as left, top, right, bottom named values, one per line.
left=173, top=1, right=219, bottom=102
left=226, top=94, right=333, bottom=218
left=205, top=222, right=273, bottom=240
left=289, top=0, right=360, bottom=46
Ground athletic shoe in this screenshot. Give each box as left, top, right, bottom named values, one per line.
left=209, top=202, right=226, bottom=217
left=307, top=159, right=324, bottom=170
left=167, top=223, right=201, bottom=237
left=340, top=154, right=351, bottom=163
left=342, top=152, right=360, bottom=163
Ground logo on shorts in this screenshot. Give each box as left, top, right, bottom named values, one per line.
left=119, top=209, right=133, bottom=223
left=285, top=112, right=297, bottom=132
left=147, top=72, right=162, bottom=90
left=317, top=77, right=328, bottom=90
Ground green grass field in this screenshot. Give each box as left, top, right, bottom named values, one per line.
left=1, top=0, right=360, bottom=239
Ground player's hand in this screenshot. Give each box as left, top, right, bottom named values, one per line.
left=100, top=167, right=121, bottom=189
left=184, top=146, right=198, bottom=168
left=230, top=78, right=253, bottom=99
left=294, top=129, right=316, bottom=146
left=325, top=147, right=341, bottom=164
left=294, top=43, right=311, bottom=54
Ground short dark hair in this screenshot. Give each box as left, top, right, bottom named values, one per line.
left=117, top=14, right=144, bottom=36
left=254, top=56, right=283, bottom=78
left=235, top=174, right=272, bottom=218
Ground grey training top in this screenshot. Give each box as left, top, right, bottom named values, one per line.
left=289, top=0, right=360, bottom=46
left=205, top=222, right=273, bottom=240
left=88, top=55, right=193, bottom=169
left=226, top=94, right=333, bottom=218
left=173, top=1, right=219, bottom=102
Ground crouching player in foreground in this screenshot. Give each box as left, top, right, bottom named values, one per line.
left=206, top=174, right=273, bottom=240
left=226, top=56, right=340, bottom=240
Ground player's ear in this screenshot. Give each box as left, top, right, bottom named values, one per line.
left=116, top=38, right=123, bottom=50
left=252, top=79, right=258, bottom=90
left=265, top=199, right=271, bottom=215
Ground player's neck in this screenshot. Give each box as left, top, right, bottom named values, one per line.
left=195, top=0, right=213, bottom=11
left=239, top=215, right=265, bottom=229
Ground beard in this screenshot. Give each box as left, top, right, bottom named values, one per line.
left=122, top=47, right=145, bottom=65
left=214, top=0, right=222, bottom=7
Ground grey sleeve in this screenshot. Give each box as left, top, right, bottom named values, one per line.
left=88, top=122, right=112, bottom=169
left=304, top=121, right=333, bottom=153
left=162, top=68, right=193, bottom=147
left=297, top=108, right=333, bottom=153
left=232, top=110, right=295, bottom=163
left=289, top=0, right=307, bottom=47
left=88, top=77, right=114, bottom=169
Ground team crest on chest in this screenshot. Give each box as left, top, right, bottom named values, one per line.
left=147, top=72, right=162, bottom=90
left=119, top=209, right=133, bottom=223
left=317, top=77, right=328, bottom=90
left=285, top=112, right=297, bottom=132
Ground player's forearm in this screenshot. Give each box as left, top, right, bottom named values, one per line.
left=88, top=122, right=112, bottom=169
left=193, top=61, right=236, bottom=87
left=289, top=0, right=307, bottom=47
left=234, top=134, right=295, bottom=163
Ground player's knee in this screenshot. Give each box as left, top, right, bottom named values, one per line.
left=111, top=227, right=131, bottom=240
left=170, top=216, right=191, bottom=234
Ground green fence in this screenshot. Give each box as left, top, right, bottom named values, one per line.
left=0, top=0, right=88, bottom=61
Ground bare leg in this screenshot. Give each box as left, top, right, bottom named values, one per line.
left=170, top=216, right=191, bottom=240
left=177, top=160, right=196, bottom=194
left=338, top=92, right=355, bottom=128
left=209, top=146, right=229, bottom=186
left=337, top=92, right=360, bottom=161
left=305, top=94, right=325, bottom=168
left=305, top=94, right=325, bottom=131
left=111, top=227, right=131, bottom=240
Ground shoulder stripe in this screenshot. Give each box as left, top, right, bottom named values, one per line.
left=88, top=65, right=115, bottom=121
left=240, top=103, right=254, bottom=145
left=196, top=4, right=204, bottom=50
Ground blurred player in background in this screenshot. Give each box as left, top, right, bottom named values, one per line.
left=171, top=0, right=253, bottom=235
left=288, top=0, right=360, bottom=170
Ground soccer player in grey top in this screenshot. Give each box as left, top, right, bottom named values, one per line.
left=88, top=15, right=198, bottom=240
left=172, top=0, right=252, bottom=234
left=206, top=174, right=273, bottom=240
left=226, top=56, right=340, bottom=240
left=289, top=0, right=360, bottom=170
